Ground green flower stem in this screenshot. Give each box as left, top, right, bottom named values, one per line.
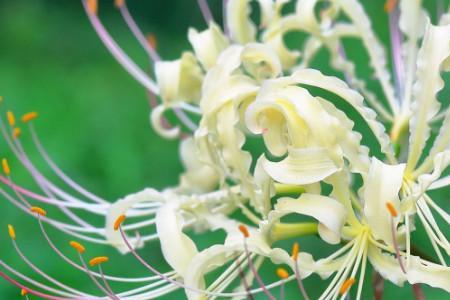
left=275, top=183, right=305, bottom=195
left=270, top=222, right=318, bottom=242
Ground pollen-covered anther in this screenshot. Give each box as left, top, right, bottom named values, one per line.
left=70, top=241, right=86, bottom=254
left=20, top=288, right=28, bottom=296
left=114, top=214, right=126, bottom=231
left=89, top=256, right=109, bottom=267
left=276, top=267, right=289, bottom=280
left=291, top=242, right=299, bottom=261
left=13, top=127, right=21, bottom=139
left=114, top=0, right=125, bottom=8
left=7, top=111, right=16, bottom=126
left=30, top=206, right=47, bottom=217
left=21, top=112, right=38, bottom=123
left=146, top=33, right=157, bottom=50
left=238, top=225, right=250, bottom=238
left=87, top=0, right=98, bottom=15
left=339, top=278, right=356, bottom=295
left=386, top=201, right=398, bottom=218
left=384, top=0, right=398, bottom=13
left=8, top=224, right=16, bottom=240
left=2, top=158, right=10, bottom=175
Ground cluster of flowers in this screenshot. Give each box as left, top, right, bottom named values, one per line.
left=1, top=0, right=449, bottom=299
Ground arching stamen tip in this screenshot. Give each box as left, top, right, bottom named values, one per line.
left=146, top=33, right=157, bottom=50
left=70, top=241, right=86, bottom=254
left=8, top=224, right=16, bottom=240
left=13, top=127, right=21, bottom=139
left=386, top=201, right=398, bottom=218
left=2, top=158, right=10, bottom=175
left=384, top=0, right=398, bottom=13
left=7, top=111, right=16, bottom=127
left=89, top=256, right=109, bottom=267
left=114, top=0, right=125, bottom=8
left=20, top=288, right=28, bottom=296
left=86, top=0, right=98, bottom=15
left=114, top=214, right=126, bottom=231
left=276, top=267, right=289, bottom=280
left=22, top=112, right=38, bottom=123
left=339, top=278, right=356, bottom=295
left=291, top=242, right=300, bottom=260
left=30, top=206, right=47, bottom=217
left=238, top=225, right=249, bottom=238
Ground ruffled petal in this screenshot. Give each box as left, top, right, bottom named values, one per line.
left=262, top=193, right=347, bottom=244
left=188, top=22, right=229, bottom=70
left=261, top=147, right=341, bottom=185
left=368, top=245, right=450, bottom=292
left=226, top=0, right=256, bottom=44
left=406, top=22, right=450, bottom=173
left=241, top=43, right=282, bottom=81
left=150, top=104, right=180, bottom=139
left=155, top=52, right=204, bottom=106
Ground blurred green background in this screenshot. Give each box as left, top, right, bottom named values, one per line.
left=0, top=0, right=448, bottom=299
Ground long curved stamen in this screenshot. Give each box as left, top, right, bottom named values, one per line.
left=291, top=242, right=310, bottom=300
left=386, top=202, right=406, bottom=273
left=38, top=219, right=171, bottom=283
left=412, top=283, right=425, bottom=300
left=276, top=268, right=289, bottom=300
left=7, top=224, right=95, bottom=298
left=115, top=0, right=160, bottom=62
left=234, top=254, right=255, bottom=300
left=118, top=222, right=290, bottom=298
left=197, top=0, right=213, bottom=24
left=79, top=254, right=119, bottom=300
left=0, top=270, right=85, bottom=300
left=82, top=0, right=159, bottom=93
left=339, top=278, right=356, bottom=296
left=239, top=225, right=276, bottom=300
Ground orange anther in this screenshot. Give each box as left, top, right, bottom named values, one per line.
left=386, top=201, right=398, bottom=218
left=339, top=278, right=356, bottom=295
left=238, top=225, right=249, bottom=238
left=276, top=267, right=289, bottom=279
left=13, top=127, right=21, bottom=139
left=22, top=112, right=38, bottom=123
left=7, top=111, right=15, bottom=126
left=89, top=256, right=109, bottom=267
left=114, top=214, right=126, bottom=231
left=8, top=224, right=16, bottom=240
left=115, top=0, right=125, bottom=8
left=20, top=288, right=28, bottom=296
left=291, top=242, right=299, bottom=261
left=87, top=0, right=98, bottom=15
left=384, top=0, right=398, bottom=13
left=70, top=241, right=86, bottom=254
left=146, top=33, right=157, bottom=50
left=30, top=206, right=47, bottom=217
left=2, top=158, right=10, bottom=175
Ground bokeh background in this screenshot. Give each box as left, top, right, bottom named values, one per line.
left=0, top=0, right=448, bottom=299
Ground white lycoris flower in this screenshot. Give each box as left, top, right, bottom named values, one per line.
left=1, top=0, right=449, bottom=299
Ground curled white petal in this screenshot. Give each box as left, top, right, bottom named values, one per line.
left=188, top=22, right=229, bottom=70
left=150, top=105, right=180, bottom=139
left=156, top=201, right=199, bottom=277
left=363, top=158, right=405, bottom=247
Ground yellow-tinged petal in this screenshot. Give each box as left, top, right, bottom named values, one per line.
left=363, top=158, right=405, bottom=247
left=188, top=22, right=229, bottom=70
left=155, top=52, right=203, bottom=106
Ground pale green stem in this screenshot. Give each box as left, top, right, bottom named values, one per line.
left=270, top=222, right=318, bottom=242
left=275, top=184, right=305, bottom=195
